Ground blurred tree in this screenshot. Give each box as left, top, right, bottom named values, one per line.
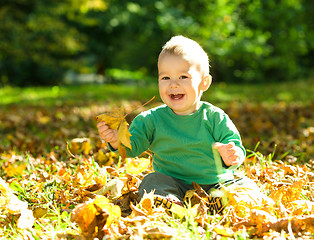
left=161, top=0, right=313, bottom=83
left=0, top=0, right=312, bottom=86
left=0, top=0, right=89, bottom=86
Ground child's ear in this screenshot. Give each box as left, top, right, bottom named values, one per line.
left=200, top=75, right=212, bottom=91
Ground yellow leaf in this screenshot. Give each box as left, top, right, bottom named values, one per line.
left=93, top=195, right=110, bottom=210
left=96, top=107, right=132, bottom=159
left=69, top=138, right=92, bottom=155
left=96, top=106, right=125, bottom=130
left=214, top=226, right=234, bottom=237
left=93, top=196, right=121, bottom=227
left=118, top=119, right=132, bottom=149
left=223, top=185, right=274, bottom=218
left=270, top=179, right=305, bottom=207
left=96, top=98, right=155, bottom=159
left=71, top=201, right=97, bottom=237
left=3, top=164, right=26, bottom=177
left=106, top=205, right=121, bottom=227
left=126, top=158, right=151, bottom=175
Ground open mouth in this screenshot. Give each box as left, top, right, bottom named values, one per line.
left=170, top=94, right=185, bottom=100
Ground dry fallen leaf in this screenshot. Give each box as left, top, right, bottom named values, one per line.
left=0, top=177, right=34, bottom=229
left=71, top=196, right=121, bottom=238
left=93, top=178, right=125, bottom=199
left=126, top=157, right=151, bottom=175
left=68, top=138, right=93, bottom=156
left=93, top=196, right=121, bottom=227
left=269, top=179, right=305, bottom=206
left=3, top=163, right=26, bottom=177
left=214, top=225, right=234, bottom=237
left=71, top=200, right=97, bottom=238
left=223, top=185, right=275, bottom=218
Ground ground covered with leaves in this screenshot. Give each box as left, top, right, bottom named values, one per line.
left=0, top=82, right=313, bottom=239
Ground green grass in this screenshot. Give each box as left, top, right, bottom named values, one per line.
left=0, top=78, right=313, bottom=107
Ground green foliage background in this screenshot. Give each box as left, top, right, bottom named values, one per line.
left=0, top=0, right=313, bottom=86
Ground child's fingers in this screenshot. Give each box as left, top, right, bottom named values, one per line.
left=228, top=148, right=236, bottom=155
left=98, top=125, right=109, bottom=135
left=215, top=142, right=235, bottom=149
left=214, top=142, right=224, bottom=149
left=97, top=121, right=107, bottom=128
left=101, top=129, right=117, bottom=142
left=228, top=154, right=238, bottom=161
left=228, top=152, right=240, bottom=164
left=227, top=142, right=235, bottom=149
left=104, top=130, right=116, bottom=142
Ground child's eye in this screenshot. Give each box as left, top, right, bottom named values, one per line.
left=161, top=76, right=170, bottom=80
left=179, top=75, right=188, bottom=79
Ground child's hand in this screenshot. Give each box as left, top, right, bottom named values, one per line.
left=97, top=122, right=118, bottom=150
left=214, top=142, right=241, bottom=166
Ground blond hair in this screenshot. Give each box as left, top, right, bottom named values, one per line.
left=158, top=36, right=210, bottom=77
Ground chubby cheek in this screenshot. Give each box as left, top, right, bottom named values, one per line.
left=158, top=84, right=167, bottom=100
left=158, top=82, right=167, bottom=92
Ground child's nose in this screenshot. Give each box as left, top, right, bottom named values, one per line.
left=170, top=78, right=180, bottom=87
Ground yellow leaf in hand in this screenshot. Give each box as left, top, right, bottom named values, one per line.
left=118, top=119, right=132, bottom=149
left=96, top=97, right=155, bottom=159
left=96, top=106, right=125, bottom=130
left=96, top=107, right=132, bottom=159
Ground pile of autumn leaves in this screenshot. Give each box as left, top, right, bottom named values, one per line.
left=0, top=105, right=313, bottom=239
left=70, top=152, right=314, bottom=239
left=1, top=147, right=313, bottom=239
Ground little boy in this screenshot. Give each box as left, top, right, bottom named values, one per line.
left=97, top=36, right=258, bottom=213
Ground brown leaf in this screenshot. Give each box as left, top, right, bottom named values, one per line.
left=192, top=182, right=209, bottom=198
left=139, top=191, right=155, bottom=215
left=93, top=196, right=121, bottom=228
left=71, top=196, right=122, bottom=238
left=118, top=143, right=127, bottom=160
left=71, top=201, right=97, bottom=238
left=261, top=214, right=314, bottom=234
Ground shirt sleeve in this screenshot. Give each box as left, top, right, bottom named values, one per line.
left=212, top=111, right=246, bottom=170
left=125, top=112, right=155, bottom=158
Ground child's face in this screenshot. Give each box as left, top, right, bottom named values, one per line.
left=158, top=54, right=208, bottom=115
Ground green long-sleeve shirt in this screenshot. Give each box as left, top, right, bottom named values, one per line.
left=125, top=101, right=245, bottom=185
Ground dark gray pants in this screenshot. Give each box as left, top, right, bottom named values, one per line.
left=139, top=171, right=260, bottom=203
